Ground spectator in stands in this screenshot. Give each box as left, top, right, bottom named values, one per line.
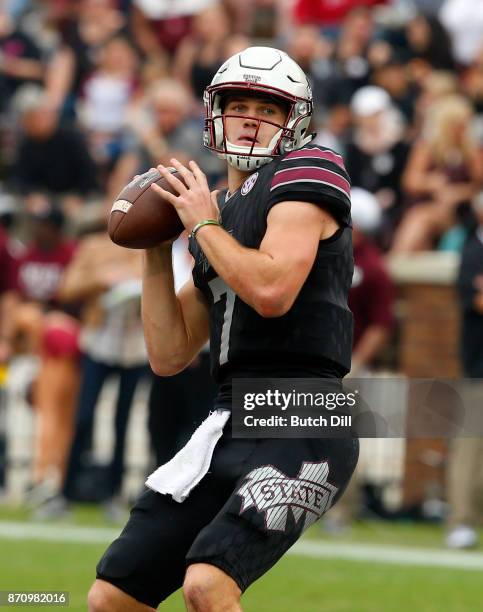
left=246, top=0, right=281, bottom=39
left=461, top=45, right=483, bottom=137
left=11, top=85, right=99, bottom=219
left=325, top=187, right=394, bottom=531
left=349, top=187, right=395, bottom=375
left=412, top=70, right=459, bottom=135
left=40, top=0, right=77, bottom=35
left=285, top=24, right=333, bottom=113
left=392, top=95, right=482, bottom=252
left=173, top=3, right=231, bottom=102
left=221, top=33, right=251, bottom=64
left=313, top=103, right=352, bottom=157
left=0, top=222, right=17, bottom=365
left=0, top=5, right=44, bottom=114
left=77, top=35, right=140, bottom=185
left=371, top=52, right=417, bottom=124
left=9, top=199, right=80, bottom=505
left=317, top=8, right=377, bottom=109
left=413, top=0, right=446, bottom=15
left=346, top=86, right=410, bottom=250
left=439, top=0, right=483, bottom=67
left=405, top=13, right=455, bottom=88
left=42, top=215, right=148, bottom=520
left=136, top=53, right=170, bottom=92
left=406, top=13, right=455, bottom=71
left=457, top=191, right=483, bottom=382
left=446, top=191, right=483, bottom=549
left=292, top=0, right=386, bottom=39
left=46, top=0, right=127, bottom=115
left=0, top=218, right=14, bottom=490
left=131, top=0, right=212, bottom=58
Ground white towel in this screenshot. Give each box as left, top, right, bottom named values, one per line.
left=145, top=409, right=230, bottom=502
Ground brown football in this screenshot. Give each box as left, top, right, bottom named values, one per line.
left=108, top=168, right=185, bottom=248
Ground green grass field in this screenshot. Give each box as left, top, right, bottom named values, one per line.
left=1, top=506, right=482, bottom=611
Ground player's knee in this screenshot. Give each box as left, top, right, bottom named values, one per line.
left=183, top=579, right=219, bottom=612
left=42, top=320, right=79, bottom=359
left=183, top=564, right=240, bottom=611
left=87, top=580, right=118, bottom=612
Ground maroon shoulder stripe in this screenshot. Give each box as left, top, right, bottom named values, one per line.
left=271, top=166, right=350, bottom=197
left=283, top=148, right=346, bottom=170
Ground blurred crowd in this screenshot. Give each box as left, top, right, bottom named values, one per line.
left=0, top=0, right=481, bottom=543
left=0, top=0, right=480, bottom=237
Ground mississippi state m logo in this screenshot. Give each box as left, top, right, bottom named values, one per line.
left=237, top=461, right=338, bottom=532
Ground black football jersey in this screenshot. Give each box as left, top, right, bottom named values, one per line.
left=189, top=144, right=354, bottom=383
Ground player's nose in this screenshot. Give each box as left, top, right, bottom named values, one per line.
left=242, top=115, right=258, bottom=127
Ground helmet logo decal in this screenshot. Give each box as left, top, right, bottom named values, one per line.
left=241, top=172, right=259, bottom=195
left=243, top=74, right=261, bottom=83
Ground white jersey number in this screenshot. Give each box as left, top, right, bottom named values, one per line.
left=208, top=277, right=236, bottom=365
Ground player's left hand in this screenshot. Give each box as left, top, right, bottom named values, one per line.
left=152, top=158, right=219, bottom=234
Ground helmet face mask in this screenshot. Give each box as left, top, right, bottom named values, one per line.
left=203, top=47, right=313, bottom=172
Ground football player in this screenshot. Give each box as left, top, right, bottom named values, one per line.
left=89, top=47, right=358, bottom=612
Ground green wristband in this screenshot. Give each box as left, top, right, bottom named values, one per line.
left=189, top=219, right=221, bottom=239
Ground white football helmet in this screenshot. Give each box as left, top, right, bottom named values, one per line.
left=203, top=46, right=313, bottom=171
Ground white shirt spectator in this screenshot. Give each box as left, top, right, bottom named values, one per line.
left=172, top=234, right=193, bottom=292
left=81, top=282, right=148, bottom=368
left=440, top=0, right=483, bottom=65
left=171, top=233, right=210, bottom=353
left=81, top=75, right=132, bottom=134
left=134, top=0, right=215, bottom=19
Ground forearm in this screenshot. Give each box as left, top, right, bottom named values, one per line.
left=0, top=291, right=19, bottom=340
left=59, top=266, right=108, bottom=303
left=352, top=326, right=390, bottom=371
left=2, top=57, right=43, bottom=80
left=131, top=8, right=163, bottom=57
left=45, top=47, right=75, bottom=109
left=404, top=173, right=436, bottom=196
left=195, top=224, right=285, bottom=316
left=445, top=182, right=479, bottom=204
left=142, top=245, right=193, bottom=373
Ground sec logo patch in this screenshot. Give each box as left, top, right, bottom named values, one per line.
left=241, top=172, right=259, bottom=195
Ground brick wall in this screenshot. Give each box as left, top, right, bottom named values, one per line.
left=387, top=253, right=461, bottom=508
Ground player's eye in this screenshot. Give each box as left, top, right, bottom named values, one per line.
left=261, top=106, right=276, bottom=115
left=229, top=103, right=246, bottom=113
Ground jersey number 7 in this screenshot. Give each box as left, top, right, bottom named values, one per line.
left=208, top=277, right=236, bottom=366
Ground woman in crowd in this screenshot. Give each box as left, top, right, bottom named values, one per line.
left=392, top=95, right=482, bottom=252
left=172, top=4, right=231, bottom=103
left=46, top=0, right=127, bottom=115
